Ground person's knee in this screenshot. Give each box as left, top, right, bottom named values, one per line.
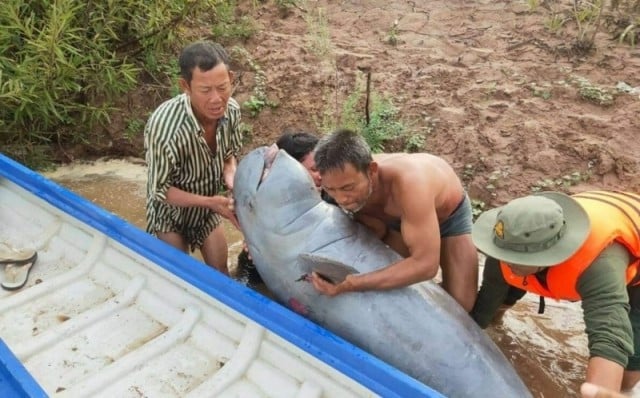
left=201, top=226, right=229, bottom=271
left=441, top=277, right=477, bottom=312
left=442, top=235, right=478, bottom=267
left=157, top=231, right=188, bottom=252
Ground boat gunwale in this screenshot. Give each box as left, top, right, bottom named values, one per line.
left=0, top=153, right=444, bottom=398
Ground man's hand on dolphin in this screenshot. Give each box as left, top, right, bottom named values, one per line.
left=309, top=272, right=355, bottom=296
left=580, top=383, right=627, bottom=398
left=211, top=195, right=240, bottom=229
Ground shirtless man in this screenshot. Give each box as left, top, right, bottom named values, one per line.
left=309, top=128, right=478, bottom=311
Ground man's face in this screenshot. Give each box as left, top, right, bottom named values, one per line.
left=506, top=263, right=544, bottom=277
left=321, top=163, right=372, bottom=213
left=180, top=64, right=233, bottom=125
left=300, top=152, right=321, bottom=189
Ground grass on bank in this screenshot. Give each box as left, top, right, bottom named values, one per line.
left=533, top=0, right=640, bottom=53
left=315, top=70, right=430, bottom=154
left=0, top=0, right=251, bottom=168
left=2, top=0, right=639, bottom=170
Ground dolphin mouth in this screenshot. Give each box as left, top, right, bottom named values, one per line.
left=259, top=144, right=280, bottom=185
left=234, top=145, right=273, bottom=201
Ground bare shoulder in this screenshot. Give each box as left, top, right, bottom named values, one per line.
left=374, top=152, right=448, bottom=163
left=376, top=154, right=438, bottom=198
left=375, top=153, right=453, bottom=180
left=376, top=153, right=462, bottom=210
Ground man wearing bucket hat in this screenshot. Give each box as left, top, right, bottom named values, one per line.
left=470, top=190, right=640, bottom=394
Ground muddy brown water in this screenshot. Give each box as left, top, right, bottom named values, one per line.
left=44, top=158, right=606, bottom=398
left=43, top=159, right=246, bottom=267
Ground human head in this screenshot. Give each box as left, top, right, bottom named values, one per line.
left=314, top=129, right=375, bottom=213
left=178, top=41, right=233, bottom=124
left=472, top=192, right=590, bottom=270
left=314, top=128, right=373, bottom=174
left=276, top=132, right=321, bottom=188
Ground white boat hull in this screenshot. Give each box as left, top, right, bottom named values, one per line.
left=0, top=154, right=442, bottom=398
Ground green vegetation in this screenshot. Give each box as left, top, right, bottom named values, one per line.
left=573, top=0, right=604, bottom=49
left=243, top=95, right=278, bottom=117
left=529, top=83, right=553, bottom=100
left=124, top=118, right=146, bottom=142
left=318, top=71, right=406, bottom=153
left=470, top=199, right=486, bottom=222
left=608, top=1, right=640, bottom=46
left=305, top=7, right=332, bottom=57
left=231, top=47, right=278, bottom=118
left=4, top=0, right=638, bottom=171
left=526, top=0, right=540, bottom=12
left=530, top=0, right=640, bottom=52
left=386, top=20, right=400, bottom=46
left=0, top=0, right=226, bottom=167
left=275, top=0, right=300, bottom=16
left=361, top=98, right=405, bottom=152
left=211, top=0, right=257, bottom=43
left=239, top=122, right=254, bottom=145
left=618, top=17, right=639, bottom=45
left=572, top=75, right=614, bottom=106
left=544, top=14, right=567, bottom=34
left=530, top=170, right=592, bottom=192
left=403, top=133, right=426, bottom=153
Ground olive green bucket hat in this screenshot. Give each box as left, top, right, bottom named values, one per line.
left=472, top=192, right=591, bottom=267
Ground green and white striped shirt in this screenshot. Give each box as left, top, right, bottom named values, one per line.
left=144, top=93, right=242, bottom=245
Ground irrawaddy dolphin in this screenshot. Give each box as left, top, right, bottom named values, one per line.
left=233, top=146, right=532, bottom=397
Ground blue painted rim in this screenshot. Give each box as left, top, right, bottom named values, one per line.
left=0, top=339, right=47, bottom=398
left=0, top=153, right=445, bottom=398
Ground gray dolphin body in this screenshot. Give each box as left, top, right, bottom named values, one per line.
left=233, top=146, right=532, bottom=397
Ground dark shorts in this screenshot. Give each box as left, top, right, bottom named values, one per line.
left=439, top=193, right=473, bottom=238
left=147, top=203, right=221, bottom=252
left=386, top=192, right=473, bottom=238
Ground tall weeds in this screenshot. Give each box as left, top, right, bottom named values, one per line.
left=320, top=71, right=405, bottom=153
left=0, top=0, right=219, bottom=165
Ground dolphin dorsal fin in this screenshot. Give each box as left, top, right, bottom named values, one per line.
left=298, top=253, right=359, bottom=284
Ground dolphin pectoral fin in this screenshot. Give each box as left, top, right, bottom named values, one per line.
left=298, top=253, right=359, bottom=284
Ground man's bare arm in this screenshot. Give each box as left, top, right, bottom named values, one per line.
left=581, top=383, right=626, bottom=398
left=223, top=155, right=237, bottom=190
left=311, top=183, right=441, bottom=295
left=355, top=213, right=409, bottom=257
left=585, top=357, right=623, bottom=392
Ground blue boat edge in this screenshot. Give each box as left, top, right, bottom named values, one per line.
left=0, top=339, right=48, bottom=398
left=0, top=153, right=445, bottom=398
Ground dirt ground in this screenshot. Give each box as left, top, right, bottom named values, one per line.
left=226, top=1, right=639, bottom=397
left=68, top=0, right=640, bottom=396
left=94, top=0, right=640, bottom=208
left=229, top=0, right=640, bottom=208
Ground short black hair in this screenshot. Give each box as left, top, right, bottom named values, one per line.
left=314, top=128, right=372, bottom=174
left=276, top=132, right=319, bottom=162
left=179, top=41, right=230, bottom=83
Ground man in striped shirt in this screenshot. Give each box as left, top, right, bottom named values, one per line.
left=144, top=41, right=243, bottom=275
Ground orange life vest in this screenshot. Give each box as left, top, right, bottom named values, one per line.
left=500, top=191, right=640, bottom=301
